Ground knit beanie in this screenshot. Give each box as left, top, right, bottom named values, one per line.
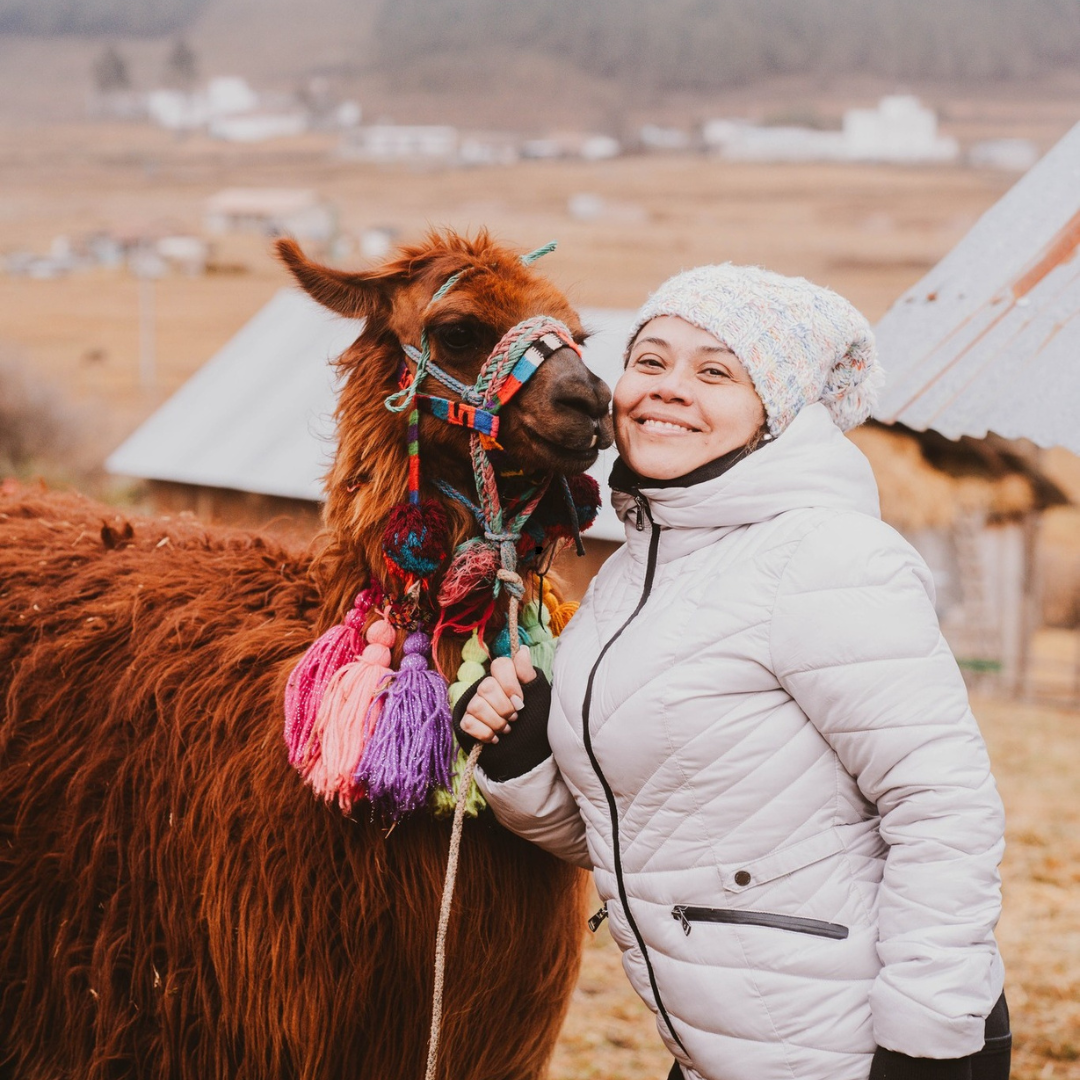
left=626, top=264, right=884, bottom=436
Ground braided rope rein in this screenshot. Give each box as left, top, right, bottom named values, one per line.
left=424, top=572, right=523, bottom=1080
left=414, top=244, right=572, bottom=1080
left=422, top=324, right=572, bottom=1080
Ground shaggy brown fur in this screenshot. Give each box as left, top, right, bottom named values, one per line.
left=0, top=232, right=612, bottom=1080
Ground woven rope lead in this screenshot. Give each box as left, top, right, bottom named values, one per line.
left=424, top=572, right=523, bottom=1080
left=423, top=243, right=558, bottom=1080
left=521, top=239, right=557, bottom=265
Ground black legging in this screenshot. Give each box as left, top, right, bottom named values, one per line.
left=665, top=993, right=1011, bottom=1080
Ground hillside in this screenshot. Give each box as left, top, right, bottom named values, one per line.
left=2, top=0, right=1079, bottom=131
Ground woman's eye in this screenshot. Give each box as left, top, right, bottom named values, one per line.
left=703, top=366, right=731, bottom=379
left=634, top=356, right=663, bottom=369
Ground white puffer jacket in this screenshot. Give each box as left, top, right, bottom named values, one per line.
left=478, top=404, right=1005, bottom=1080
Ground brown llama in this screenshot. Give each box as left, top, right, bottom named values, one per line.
left=0, top=231, right=614, bottom=1080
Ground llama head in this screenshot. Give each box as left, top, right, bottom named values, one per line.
left=276, top=231, right=613, bottom=593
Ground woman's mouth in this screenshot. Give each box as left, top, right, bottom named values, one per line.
left=635, top=416, right=700, bottom=435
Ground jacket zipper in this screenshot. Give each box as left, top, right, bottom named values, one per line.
left=672, top=905, right=849, bottom=941
left=580, top=490, right=689, bottom=1055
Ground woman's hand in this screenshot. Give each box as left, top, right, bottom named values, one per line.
left=458, top=645, right=536, bottom=744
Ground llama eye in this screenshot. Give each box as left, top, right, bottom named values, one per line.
left=435, top=323, right=478, bottom=352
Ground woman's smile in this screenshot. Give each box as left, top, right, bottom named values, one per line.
left=633, top=415, right=703, bottom=435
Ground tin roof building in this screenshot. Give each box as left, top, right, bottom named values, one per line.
left=873, top=121, right=1080, bottom=452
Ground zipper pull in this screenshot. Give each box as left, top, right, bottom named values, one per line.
left=634, top=493, right=649, bottom=531
left=588, top=904, right=608, bottom=933
left=672, top=906, right=692, bottom=936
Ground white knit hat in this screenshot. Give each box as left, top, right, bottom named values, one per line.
left=627, top=264, right=884, bottom=436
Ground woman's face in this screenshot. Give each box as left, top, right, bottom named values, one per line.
left=614, top=316, right=767, bottom=480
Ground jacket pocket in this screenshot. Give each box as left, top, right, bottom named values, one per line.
left=672, top=905, right=849, bottom=940
left=719, top=826, right=847, bottom=894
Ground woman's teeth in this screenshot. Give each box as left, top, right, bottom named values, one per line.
left=639, top=418, right=694, bottom=433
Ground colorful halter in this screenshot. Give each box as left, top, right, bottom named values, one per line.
left=377, top=243, right=586, bottom=643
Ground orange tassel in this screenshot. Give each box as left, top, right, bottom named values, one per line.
left=548, top=600, right=579, bottom=636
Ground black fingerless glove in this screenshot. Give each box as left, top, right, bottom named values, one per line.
left=452, top=672, right=553, bottom=783
left=869, top=1049, right=972, bottom=1080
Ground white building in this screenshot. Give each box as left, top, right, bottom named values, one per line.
left=204, top=188, right=336, bottom=242
left=209, top=113, right=308, bottom=142
left=146, top=76, right=296, bottom=139
left=843, top=95, right=958, bottom=163
left=968, top=138, right=1039, bottom=172
left=721, top=125, right=848, bottom=163
left=703, top=96, right=959, bottom=165
left=639, top=125, right=693, bottom=152
left=341, top=125, right=458, bottom=163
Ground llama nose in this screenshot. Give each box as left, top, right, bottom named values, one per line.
left=551, top=368, right=612, bottom=422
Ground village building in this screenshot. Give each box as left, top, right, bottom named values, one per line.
left=872, top=119, right=1080, bottom=695
left=203, top=188, right=336, bottom=243
left=340, top=125, right=459, bottom=163
left=702, top=95, right=959, bottom=165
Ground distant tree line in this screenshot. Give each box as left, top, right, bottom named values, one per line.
left=0, top=0, right=207, bottom=36
left=374, top=0, right=1080, bottom=88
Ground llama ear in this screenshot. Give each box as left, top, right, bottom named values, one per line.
left=275, top=238, right=388, bottom=321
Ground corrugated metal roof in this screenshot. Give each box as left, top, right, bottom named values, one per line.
left=873, top=120, right=1080, bottom=453
left=106, top=294, right=636, bottom=542
left=106, top=289, right=359, bottom=502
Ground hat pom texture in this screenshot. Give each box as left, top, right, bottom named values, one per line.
left=627, top=264, right=884, bottom=436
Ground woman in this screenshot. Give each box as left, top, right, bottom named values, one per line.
left=456, top=264, right=1011, bottom=1080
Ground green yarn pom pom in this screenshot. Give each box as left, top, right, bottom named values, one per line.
left=431, top=749, right=488, bottom=817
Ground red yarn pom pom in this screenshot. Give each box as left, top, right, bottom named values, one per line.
left=526, top=473, right=602, bottom=542
left=382, top=500, right=451, bottom=581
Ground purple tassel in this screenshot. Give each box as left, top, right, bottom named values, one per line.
left=283, top=587, right=378, bottom=767
left=354, top=630, right=455, bottom=819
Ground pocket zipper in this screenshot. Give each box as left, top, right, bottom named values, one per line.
left=672, top=905, right=849, bottom=940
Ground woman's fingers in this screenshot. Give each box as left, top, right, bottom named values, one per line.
left=512, top=644, right=537, bottom=686
left=476, top=677, right=518, bottom=723
left=460, top=676, right=517, bottom=745
left=490, top=656, right=526, bottom=711
left=459, top=713, right=500, bottom=743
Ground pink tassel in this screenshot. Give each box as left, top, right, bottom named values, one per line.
left=436, top=539, right=499, bottom=608
left=305, top=618, right=397, bottom=811
left=283, top=586, right=378, bottom=767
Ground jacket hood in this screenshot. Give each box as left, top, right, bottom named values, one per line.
left=612, top=404, right=880, bottom=560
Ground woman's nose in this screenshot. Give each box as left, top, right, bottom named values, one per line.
left=650, top=369, right=693, bottom=403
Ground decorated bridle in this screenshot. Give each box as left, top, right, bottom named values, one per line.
left=282, top=240, right=598, bottom=819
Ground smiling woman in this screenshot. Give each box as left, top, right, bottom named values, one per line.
left=457, top=263, right=1012, bottom=1080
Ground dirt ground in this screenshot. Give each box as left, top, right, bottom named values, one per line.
left=550, top=695, right=1080, bottom=1080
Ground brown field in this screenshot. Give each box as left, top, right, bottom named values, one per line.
left=2, top=117, right=1080, bottom=1078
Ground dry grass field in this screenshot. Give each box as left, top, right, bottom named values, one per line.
left=2, top=116, right=1079, bottom=1078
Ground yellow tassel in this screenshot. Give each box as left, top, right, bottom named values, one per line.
left=431, top=748, right=488, bottom=817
